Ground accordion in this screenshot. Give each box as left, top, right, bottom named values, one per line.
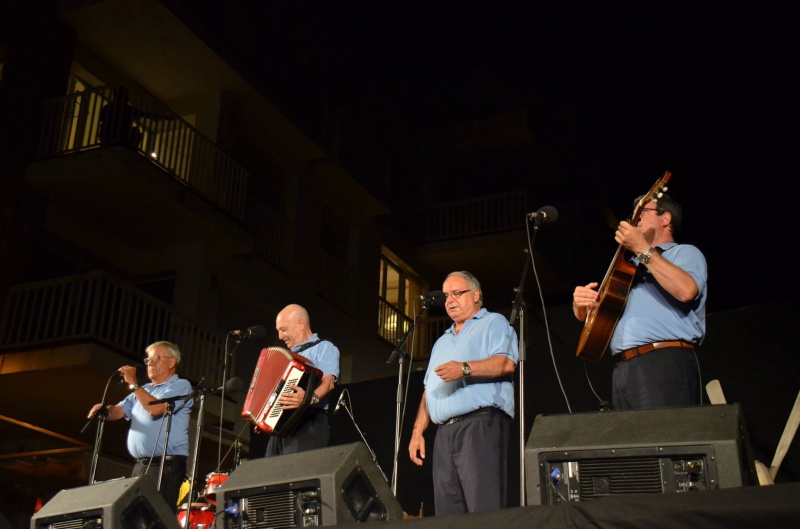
left=241, top=346, right=323, bottom=437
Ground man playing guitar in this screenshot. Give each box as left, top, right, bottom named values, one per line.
left=573, top=188, right=707, bottom=410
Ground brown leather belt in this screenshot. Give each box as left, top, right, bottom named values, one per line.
left=617, top=340, right=695, bottom=362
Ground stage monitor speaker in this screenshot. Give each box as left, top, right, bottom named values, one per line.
left=31, top=476, right=180, bottom=529
left=525, top=403, right=757, bottom=506
left=217, top=442, right=403, bottom=527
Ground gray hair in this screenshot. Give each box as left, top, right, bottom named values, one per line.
left=446, top=271, right=484, bottom=307
left=146, top=341, right=181, bottom=364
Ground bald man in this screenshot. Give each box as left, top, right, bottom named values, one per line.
left=260, top=304, right=340, bottom=456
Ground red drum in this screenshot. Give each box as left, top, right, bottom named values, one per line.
left=204, top=472, right=229, bottom=505
left=177, top=503, right=215, bottom=529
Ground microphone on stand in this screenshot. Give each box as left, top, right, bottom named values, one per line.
left=333, top=389, right=348, bottom=415
left=230, top=325, right=267, bottom=339
left=213, top=377, right=245, bottom=394
left=527, top=205, right=559, bottom=225
left=118, top=365, right=147, bottom=383
left=414, top=290, right=446, bottom=308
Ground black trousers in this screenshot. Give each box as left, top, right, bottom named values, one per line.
left=612, top=347, right=701, bottom=410
left=264, top=408, right=330, bottom=456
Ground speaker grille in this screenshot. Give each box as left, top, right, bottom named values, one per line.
left=39, top=516, right=103, bottom=529
left=577, top=457, right=663, bottom=498
left=229, top=479, right=322, bottom=529
left=244, top=490, right=299, bottom=528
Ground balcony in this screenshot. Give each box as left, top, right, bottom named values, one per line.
left=25, top=86, right=255, bottom=268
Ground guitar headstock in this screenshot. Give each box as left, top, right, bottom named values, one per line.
left=631, top=171, right=671, bottom=225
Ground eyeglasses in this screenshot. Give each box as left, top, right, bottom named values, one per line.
left=143, top=355, right=169, bottom=365
left=444, top=289, right=473, bottom=300
left=640, top=208, right=663, bottom=217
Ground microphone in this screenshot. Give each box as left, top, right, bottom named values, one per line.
left=119, top=365, right=147, bottom=378
left=415, top=290, right=446, bottom=308
left=527, top=205, right=559, bottom=225
left=230, top=325, right=267, bottom=339
left=215, top=376, right=245, bottom=394
left=333, top=389, right=347, bottom=415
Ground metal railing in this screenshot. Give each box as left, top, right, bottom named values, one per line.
left=377, top=297, right=451, bottom=360
left=0, top=272, right=228, bottom=388
left=37, top=86, right=248, bottom=222
left=419, top=191, right=528, bottom=242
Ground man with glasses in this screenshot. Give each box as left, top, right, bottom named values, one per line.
left=572, top=193, right=707, bottom=410
left=408, top=271, right=518, bottom=515
left=87, top=341, right=192, bottom=512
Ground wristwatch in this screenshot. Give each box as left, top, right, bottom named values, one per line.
left=130, top=383, right=140, bottom=391
left=637, top=247, right=655, bottom=265
left=310, top=393, right=320, bottom=405
left=462, top=362, right=472, bottom=377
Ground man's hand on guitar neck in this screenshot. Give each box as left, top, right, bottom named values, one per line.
left=615, top=220, right=651, bottom=257
left=573, top=282, right=599, bottom=321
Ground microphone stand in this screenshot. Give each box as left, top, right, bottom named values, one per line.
left=339, top=394, right=389, bottom=484
left=149, top=392, right=193, bottom=497
left=82, top=373, right=128, bottom=484
left=385, top=302, right=432, bottom=496
left=509, top=220, right=543, bottom=507
left=182, top=379, right=209, bottom=524
left=217, top=335, right=246, bottom=473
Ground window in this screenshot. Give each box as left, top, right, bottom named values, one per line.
left=378, top=248, right=431, bottom=358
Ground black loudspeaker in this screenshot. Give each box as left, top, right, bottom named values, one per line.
left=525, top=404, right=758, bottom=506
left=217, top=442, right=403, bottom=527
left=31, top=476, right=180, bottom=529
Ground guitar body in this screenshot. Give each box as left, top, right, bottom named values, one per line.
left=576, top=253, right=636, bottom=363
left=575, top=171, right=671, bottom=363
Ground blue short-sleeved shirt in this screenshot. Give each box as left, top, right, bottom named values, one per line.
left=293, top=333, right=340, bottom=411
left=609, top=242, right=707, bottom=354
left=118, top=374, right=193, bottom=459
left=424, top=308, right=519, bottom=424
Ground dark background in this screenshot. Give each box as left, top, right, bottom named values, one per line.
left=278, top=0, right=796, bottom=315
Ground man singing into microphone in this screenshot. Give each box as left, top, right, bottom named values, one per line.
left=87, top=341, right=192, bottom=512
left=250, top=304, right=340, bottom=458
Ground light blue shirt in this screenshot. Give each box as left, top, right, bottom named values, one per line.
left=609, top=242, right=707, bottom=354
left=293, top=333, right=340, bottom=411
left=119, top=374, right=193, bottom=459
left=424, top=308, right=519, bottom=424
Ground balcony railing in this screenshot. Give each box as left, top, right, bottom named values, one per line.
left=419, top=191, right=528, bottom=242
left=37, top=86, right=248, bottom=222
left=378, top=297, right=451, bottom=360
left=0, top=272, right=229, bottom=388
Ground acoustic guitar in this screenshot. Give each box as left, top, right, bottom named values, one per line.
left=575, top=171, right=671, bottom=363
